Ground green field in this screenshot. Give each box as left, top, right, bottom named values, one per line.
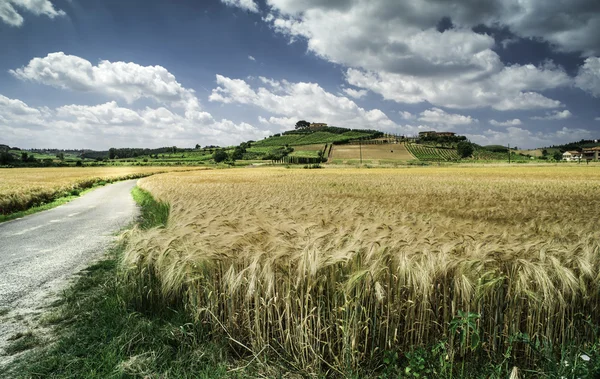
left=405, top=143, right=460, bottom=161
left=254, top=131, right=375, bottom=147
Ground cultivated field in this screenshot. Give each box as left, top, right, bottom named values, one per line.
left=122, top=167, right=600, bottom=375
left=331, top=143, right=414, bottom=161
left=0, top=166, right=196, bottom=215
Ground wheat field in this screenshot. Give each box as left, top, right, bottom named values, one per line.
left=0, top=166, right=196, bottom=215
left=122, top=166, right=600, bottom=374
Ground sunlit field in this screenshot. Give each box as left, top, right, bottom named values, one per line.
left=0, top=166, right=197, bottom=215
left=122, top=166, right=600, bottom=375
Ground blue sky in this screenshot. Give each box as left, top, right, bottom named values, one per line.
left=1, top=0, right=599, bottom=149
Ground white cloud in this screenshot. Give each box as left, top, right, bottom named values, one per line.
left=221, top=0, right=259, bottom=13
left=345, top=64, right=567, bottom=111
left=10, top=52, right=201, bottom=113
left=0, top=0, right=65, bottom=27
left=0, top=94, right=270, bottom=149
left=418, top=108, right=476, bottom=126
left=531, top=110, right=573, bottom=120
left=248, top=55, right=256, bottom=61
left=0, top=94, right=47, bottom=124
left=595, top=117, right=600, bottom=121
left=342, top=88, right=368, bottom=99
left=490, top=119, right=522, bottom=126
left=399, top=111, right=415, bottom=120
left=468, top=126, right=595, bottom=149
left=209, top=74, right=410, bottom=133
left=575, top=57, right=600, bottom=98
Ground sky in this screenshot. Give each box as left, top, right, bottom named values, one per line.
left=1, top=0, right=599, bottom=149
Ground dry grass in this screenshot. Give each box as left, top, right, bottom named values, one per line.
left=122, top=166, right=600, bottom=374
left=0, top=166, right=197, bottom=215
left=331, top=143, right=413, bottom=161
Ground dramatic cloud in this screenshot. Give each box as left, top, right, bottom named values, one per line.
left=342, top=88, right=368, bottom=99
left=262, top=0, right=597, bottom=111
left=489, top=119, right=522, bottom=126
left=418, top=108, right=476, bottom=126
left=221, top=0, right=259, bottom=13
left=531, top=110, right=573, bottom=120
left=10, top=52, right=201, bottom=113
left=209, top=75, right=406, bottom=132
left=575, top=57, right=600, bottom=97
left=265, top=0, right=600, bottom=62
left=0, top=0, right=65, bottom=27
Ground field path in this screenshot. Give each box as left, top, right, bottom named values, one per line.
left=0, top=179, right=139, bottom=363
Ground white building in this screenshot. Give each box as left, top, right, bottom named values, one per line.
left=562, top=151, right=582, bottom=161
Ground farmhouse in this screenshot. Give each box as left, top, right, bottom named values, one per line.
left=562, top=151, right=582, bottom=161
left=418, top=131, right=456, bottom=138
left=310, top=122, right=328, bottom=129
left=582, top=147, right=600, bottom=161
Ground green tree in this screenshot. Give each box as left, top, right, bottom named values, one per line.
left=213, top=149, right=228, bottom=163
left=553, top=151, right=563, bottom=161
left=542, top=149, right=548, bottom=157
left=456, top=142, right=474, bottom=158
left=0, top=152, right=14, bottom=165
left=21, top=152, right=28, bottom=162
left=295, top=120, right=310, bottom=130
left=56, top=152, right=65, bottom=161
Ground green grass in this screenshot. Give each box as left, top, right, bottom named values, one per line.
left=4, top=332, right=41, bottom=356
left=131, top=187, right=170, bottom=229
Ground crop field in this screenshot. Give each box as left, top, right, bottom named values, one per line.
left=331, top=143, right=413, bottom=161
left=405, top=143, right=460, bottom=161
left=0, top=166, right=196, bottom=215
left=254, top=131, right=374, bottom=147
left=123, top=167, right=600, bottom=375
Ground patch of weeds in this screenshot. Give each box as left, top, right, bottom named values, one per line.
left=0, top=307, right=9, bottom=317
left=5, top=332, right=40, bottom=355
left=13, top=314, right=24, bottom=321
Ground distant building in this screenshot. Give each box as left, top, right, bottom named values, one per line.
left=418, top=131, right=456, bottom=138
left=562, top=151, right=582, bottom=161
left=310, top=122, right=328, bottom=129
left=582, top=147, right=600, bottom=161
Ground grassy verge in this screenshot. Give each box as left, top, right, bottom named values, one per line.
left=0, top=187, right=260, bottom=378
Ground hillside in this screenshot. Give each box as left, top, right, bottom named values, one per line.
left=253, top=127, right=381, bottom=147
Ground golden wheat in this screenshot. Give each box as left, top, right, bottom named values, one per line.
left=122, top=166, right=600, bottom=373
left=0, top=166, right=197, bottom=214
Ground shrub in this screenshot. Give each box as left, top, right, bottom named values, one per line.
left=212, top=149, right=228, bottom=163
left=456, top=142, right=474, bottom=158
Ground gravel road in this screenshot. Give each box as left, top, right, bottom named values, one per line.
left=0, top=179, right=140, bottom=363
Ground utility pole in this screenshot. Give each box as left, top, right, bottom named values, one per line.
left=359, top=137, right=363, bottom=165
left=508, top=143, right=511, bottom=164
